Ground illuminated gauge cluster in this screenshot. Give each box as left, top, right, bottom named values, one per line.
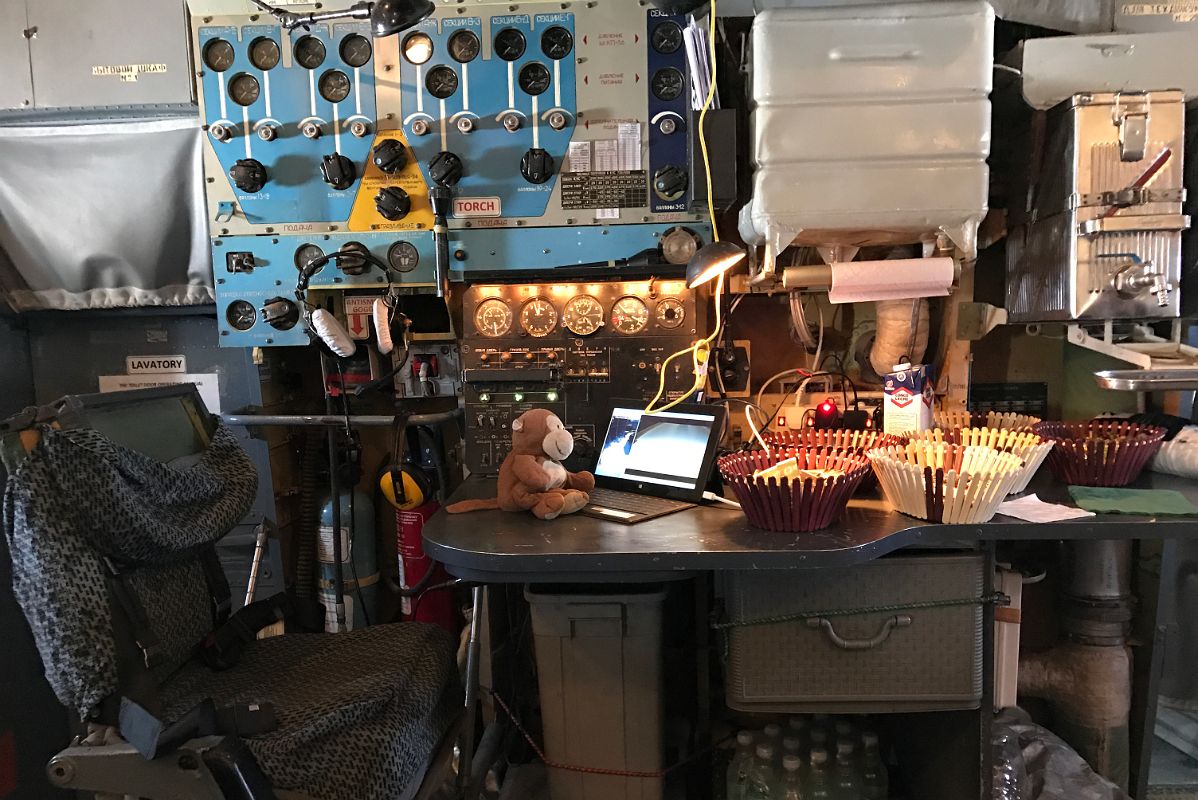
left=471, top=286, right=689, bottom=339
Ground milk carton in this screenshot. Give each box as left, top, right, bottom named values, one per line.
left=883, top=363, right=934, bottom=435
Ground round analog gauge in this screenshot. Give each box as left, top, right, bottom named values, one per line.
left=249, top=37, right=280, bottom=70
left=387, top=241, right=419, bottom=272
left=651, top=21, right=684, bottom=54
left=520, top=298, right=558, bottom=337
left=540, top=26, right=574, bottom=59
left=448, top=30, right=480, bottom=63
left=475, top=298, right=513, bottom=337
left=294, top=243, right=325, bottom=272
left=203, top=38, right=235, bottom=72
left=651, top=67, right=684, bottom=102
left=425, top=65, right=459, bottom=99
left=226, top=300, right=257, bottom=331
left=661, top=226, right=701, bottom=265
left=293, top=36, right=327, bottom=70
left=402, top=32, right=433, bottom=65
left=228, top=73, right=261, bottom=107
left=340, top=34, right=372, bottom=68
left=319, top=70, right=351, bottom=103
left=611, top=296, right=649, bottom=334
left=493, top=28, right=526, bottom=61
left=563, top=295, right=604, bottom=336
left=656, top=297, right=685, bottom=329
left=518, top=62, right=550, bottom=96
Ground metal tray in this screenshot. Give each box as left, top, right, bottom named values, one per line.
left=1094, top=369, right=1198, bottom=391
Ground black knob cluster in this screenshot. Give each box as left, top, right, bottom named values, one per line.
left=653, top=164, right=688, bottom=199
left=229, top=159, right=268, bottom=193
left=372, top=139, right=409, bottom=173
left=375, top=187, right=411, bottom=221
left=428, top=151, right=464, bottom=187
left=520, top=148, right=555, bottom=185
left=320, top=153, right=356, bottom=190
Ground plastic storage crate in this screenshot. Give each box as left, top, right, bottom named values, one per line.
left=526, top=585, right=667, bottom=800
left=723, top=554, right=984, bottom=713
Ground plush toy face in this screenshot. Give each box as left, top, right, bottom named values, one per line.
left=512, top=408, right=574, bottom=460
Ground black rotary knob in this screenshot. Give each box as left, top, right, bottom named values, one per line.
left=229, top=158, right=268, bottom=193
left=372, top=139, right=409, bottom=174
left=320, top=153, right=356, bottom=190
left=375, top=187, right=411, bottom=221
left=428, top=151, right=463, bottom=187
left=520, top=148, right=555, bottom=185
left=653, top=164, right=688, bottom=199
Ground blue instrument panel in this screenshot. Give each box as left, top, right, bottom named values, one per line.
left=646, top=9, right=691, bottom=215
left=199, top=22, right=377, bottom=225
left=399, top=12, right=577, bottom=219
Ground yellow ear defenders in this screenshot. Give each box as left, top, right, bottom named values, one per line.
left=380, top=412, right=434, bottom=510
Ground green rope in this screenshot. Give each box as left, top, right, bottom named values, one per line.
left=711, top=591, right=1009, bottom=631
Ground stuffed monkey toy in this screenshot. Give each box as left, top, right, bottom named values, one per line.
left=447, top=408, right=595, bottom=520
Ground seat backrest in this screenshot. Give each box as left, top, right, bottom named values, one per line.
left=4, top=422, right=257, bottom=722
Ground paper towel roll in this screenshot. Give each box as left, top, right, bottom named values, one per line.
left=827, top=257, right=955, bottom=304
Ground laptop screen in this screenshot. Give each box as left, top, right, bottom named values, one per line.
left=594, top=405, right=719, bottom=491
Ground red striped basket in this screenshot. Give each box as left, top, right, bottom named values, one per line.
left=717, top=448, right=872, bottom=532
left=1033, top=421, right=1166, bottom=487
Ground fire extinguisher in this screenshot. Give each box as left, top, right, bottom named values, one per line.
left=317, top=434, right=379, bottom=632
left=380, top=417, right=457, bottom=634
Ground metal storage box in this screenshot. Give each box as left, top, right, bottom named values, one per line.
left=526, top=585, right=666, bottom=800
left=737, top=2, right=993, bottom=258
left=723, top=554, right=984, bottom=713
left=0, top=0, right=193, bottom=112
left=1007, top=91, right=1189, bottom=322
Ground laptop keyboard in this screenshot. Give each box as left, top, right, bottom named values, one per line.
left=587, top=487, right=692, bottom=515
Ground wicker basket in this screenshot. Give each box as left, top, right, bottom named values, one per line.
left=1033, top=420, right=1166, bottom=487
left=718, top=448, right=872, bottom=532
left=905, top=427, right=1054, bottom=494
left=867, top=442, right=1024, bottom=523
left=762, top=429, right=902, bottom=453
left=935, top=410, right=1041, bottom=432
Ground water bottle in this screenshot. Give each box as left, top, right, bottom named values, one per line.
left=833, top=721, right=855, bottom=748
left=833, top=740, right=861, bottom=800
left=861, top=731, right=888, bottom=800
left=747, top=743, right=778, bottom=800
left=782, top=735, right=803, bottom=759
left=808, top=727, right=829, bottom=756
left=807, top=747, right=833, bottom=800
left=727, top=730, right=756, bottom=800
left=778, top=754, right=805, bottom=800
left=762, top=723, right=783, bottom=767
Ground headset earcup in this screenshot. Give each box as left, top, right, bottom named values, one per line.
left=380, top=467, right=432, bottom=510
left=311, top=308, right=357, bottom=357
left=373, top=298, right=394, bottom=355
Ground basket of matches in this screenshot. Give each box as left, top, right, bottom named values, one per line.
left=717, top=448, right=873, bottom=532
left=1033, top=420, right=1166, bottom=487
left=866, top=442, right=1024, bottom=524
left=934, top=409, right=1041, bottom=432
left=905, top=427, right=1054, bottom=494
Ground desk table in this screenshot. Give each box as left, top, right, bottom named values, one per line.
left=425, top=470, right=1198, bottom=800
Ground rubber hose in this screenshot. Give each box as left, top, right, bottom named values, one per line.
left=295, top=430, right=322, bottom=599
left=869, top=298, right=930, bottom=376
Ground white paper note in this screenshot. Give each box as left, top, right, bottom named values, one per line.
left=997, top=494, right=1096, bottom=523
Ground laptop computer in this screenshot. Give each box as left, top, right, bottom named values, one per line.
left=581, top=401, right=725, bottom=524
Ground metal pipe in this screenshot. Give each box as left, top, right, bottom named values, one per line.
left=459, top=585, right=486, bottom=800
left=221, top=410, right=461, bottom=428
left=320, top=354, right=347, bottom=633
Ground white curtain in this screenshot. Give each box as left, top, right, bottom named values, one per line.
left=0, top=114, right=213, bottom=311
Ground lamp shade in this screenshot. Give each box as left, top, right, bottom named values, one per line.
left=685, top=241, right=746, bottom=288
left=372, top=0, right=435, bottom=36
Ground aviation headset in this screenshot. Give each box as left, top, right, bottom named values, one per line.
left=379, top=411, right=433, bottom=511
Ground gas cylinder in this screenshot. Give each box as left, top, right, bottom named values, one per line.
left=318, top=488, right=379, bottom=632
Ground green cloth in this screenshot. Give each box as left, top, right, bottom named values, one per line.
left=1068, top=486, right=1198, bottom=516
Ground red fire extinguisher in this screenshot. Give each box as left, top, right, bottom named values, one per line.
left=380, top=416, right=457, bottom=635
left=395, top=502, right=455, bottom=633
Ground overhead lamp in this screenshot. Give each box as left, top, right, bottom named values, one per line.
left=685, top=241, right=746, bottom=289
left=250, top=0, right=434, bottom=35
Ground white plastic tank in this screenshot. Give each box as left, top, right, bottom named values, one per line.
left=737, top=1, right=995, bottom=260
